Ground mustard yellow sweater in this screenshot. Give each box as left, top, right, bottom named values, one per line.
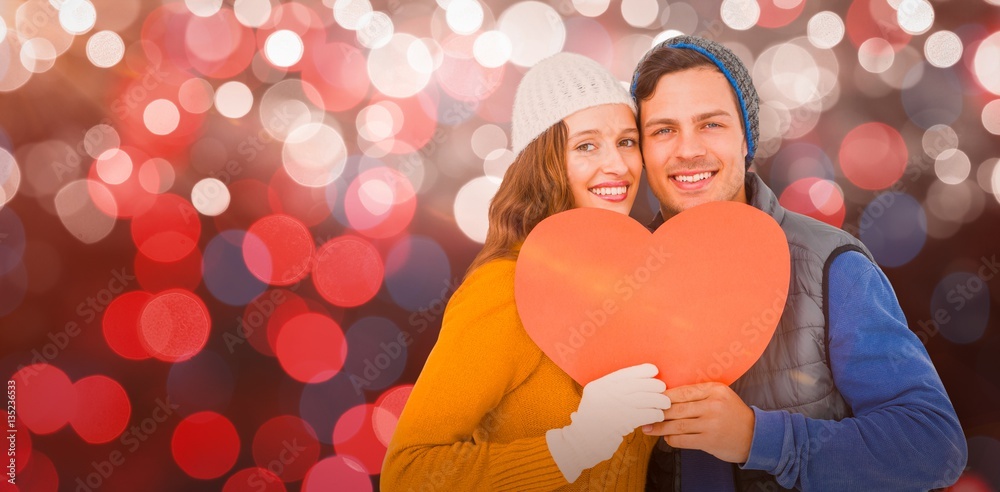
left=381, top=259, right=656, bottom=491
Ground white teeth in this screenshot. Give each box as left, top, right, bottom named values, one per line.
left=674, top=172, right=713, bottom=183
left=589, top=185, right=627, bottom=196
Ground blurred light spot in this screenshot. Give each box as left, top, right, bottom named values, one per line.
left=927, top=179, right=984, bottom=227
left=454, top=176, right=499, bottom=243
left=0, top=207, right=24, bottom=276
left=70, top=375, right=130, bottom=444
left=143, top=99, right=181, bottom=136
left=131, top=193, right=200, bottom=262
left=259, top=79, right=326, bottom=143
left=59, top=0, right=96, bottom=35
left=333, top=0, right=373, bottom=31
left=902, top=64, right=962, bottom=128
left=203, top=230, right=268, bottom=306
left=982, top=100, right=1000, bottom=135
left=234, top=0, right=272, bottom=28
left=333, top=404, right=385, bottom=474
left=766, top=142, right=835, bottom=195
left=753, top=41, right=822, bottom=109
left=757, top=0, right=805, bottom=29
left=472, top=124, right=508, bottom=159
left=191, top=178, right=230, bottom=216
left=342, top=317, right=407, bottom=394
left=242, top=289, right=307, bottom=357
left=924, top=30, right=962, bottom=68
left=473, top=30, right=512, bottom=68
left=223, top=468, right=287, bottom=492
left=407, top=38, right=436, bottom=75
left=976, top=158, right=998, bottom=196
left=652, top=30, right=684, bottom=47
left=357, top=102, right=400, bottom=142
left=447, top=0, right=484, bottom=35
left=179, top=78, right=215, bottom=114
left=896, top=0, right=933, bottom=35
left=356, top=11, right=393, bottom=49
left=368, top=33, right=432, bottom=98
left=922, top=124, right=958, bottom=159
left=720, top=0, right=760, bottom=31
left=276, top=313, right=346, bottom=383
left=373, top=385, right=413, bottom=447
left=498, top=1, right=566, bottom=67
left=244, top=214, right=314, bottom=286
left=384, top=236, right=451, bottom=311
left=0, top=16, right=6, bottom=40
left=993, top=158, right=1000, bottom=206
left=54, top=179, right=116, bottom=244
left=302, top=456, right=372, bottom=492
left=282, top=123, right=348, bottom=187
left=574, top=0, right=610, bottom=17
left=137, top=158, right=175, bottom=195
left=0, top=147, right=20, bottom=208
left=96, top=149, right=132, bottom=185
left=807, top=11, right=844, bottom=49
left=172, top=412, right=240, bottom=479
left=252, top=416, right=321, bottom=482
left=18, top=451, right=57, bottom=491
left=103, top=291, right=154, bottom=360
left=931, top=272, right=990, bottom=344
left=839, top=122, right=908, bottom=190
left=622, top=0, right=659, bottom=28
left=86, top=30, right=124, bottom=68
left=167, top=350, right=234, bottom=416
left=267, top=169, right=331, bottom=226
left=344, top=167, right=417, bottom=238
left=215, top=81, right=254, bottom=119
left=313, top=236, right=384, bottom=307
left=299, top=374, right=364, bottom=445
left=140, top=289, right=211, bottom=362
left=778, top=177, right=845, bottom=228
left=934, top=149, right=971, bottom=185
left=859, top=37, right=894, bottom=73
left=966, top=436, right=1000, bottom=490
left=21, top=38, right=57, bottom=73
left=185, top=0, right=223, bottom=17
left=859, top=192, right=926, bottom=268
left=974, top=32, right=1000, bottom=96
left=83, top=124, right=120, bottom=159
left=12, top=364, right=76, bottom=434
left=265, top=30, right=304, bottom=68
left=0, top=31, right=32, bottom=92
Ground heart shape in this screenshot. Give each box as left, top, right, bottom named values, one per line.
left=514, top=201, right=790, bottom=388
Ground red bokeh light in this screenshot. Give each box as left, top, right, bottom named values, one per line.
left=275, top=313, right=347, bottom=383
left=131, top=193, right=201, bottom=263
left=301, top=41, right=370, bottom=113
left=103, top=291, right=155, bottom=360
left=302, top=457, right=372, bottom=492
left=333, top=404, right=386, bottom=474
left=778, top=177, right=846, bottom=228
left=838, top=122, right=908, bottom=190
left=312, top=236, right=384, bottom=307
left=373, top=385, right=414, bottom=447
left=185, top=8, right=257, bottom=78
left=139, top=289, right=211, bottom=362
left=845, top=0, right=912, bottom=50
left=244, top=214, right=315, bottom=286
left=12, top=364, right=76, bottom=435
left=17, top=451, right=58, bottom=492
left=756, top=0, right=806, bottom=29
left=87, top=147, right=156, bottom=219
left=222, top=468, right=288, bottom=492
left=252, top=415, right=321, bottom=482
left=70, top=375, right=131, bottom=444
left=344, top=167, right=417, bottom=239
left=171, top=411, right=240, bottom=480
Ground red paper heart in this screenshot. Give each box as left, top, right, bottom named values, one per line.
left=514, top=201, right=790, bottom=388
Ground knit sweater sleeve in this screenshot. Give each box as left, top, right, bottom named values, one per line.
left=380, top=259, right=569, bottom=491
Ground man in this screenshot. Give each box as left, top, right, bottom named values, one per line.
left=632, top=35, right=967, bottom=491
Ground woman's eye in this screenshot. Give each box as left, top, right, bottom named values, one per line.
left=619, top=138, right=636, bottom=147
left=576, top=143, right=595, bottom=152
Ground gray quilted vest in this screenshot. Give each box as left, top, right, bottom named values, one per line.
left=646, top=173, right=875, bottom=491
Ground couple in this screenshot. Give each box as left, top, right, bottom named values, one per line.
left=382, top=36, right=966, bottom=491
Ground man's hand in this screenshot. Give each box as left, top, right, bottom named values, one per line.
left=642, top=382, right=755, bottom=463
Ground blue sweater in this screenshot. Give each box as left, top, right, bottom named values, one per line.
left=681, top=251, right=968, bottom=491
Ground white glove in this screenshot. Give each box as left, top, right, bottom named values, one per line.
left=546, top=363, right=672, bottom=483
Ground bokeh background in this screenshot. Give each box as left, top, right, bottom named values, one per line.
left=1, top=0, right=999, bottom=490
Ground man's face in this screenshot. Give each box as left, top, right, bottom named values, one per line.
left=640, top=68, right=748, bottom=220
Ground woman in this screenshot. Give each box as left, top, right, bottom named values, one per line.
left=382, top=53, right=671, bottom=490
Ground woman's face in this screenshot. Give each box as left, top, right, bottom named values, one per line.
left=563, top=104, right=643, bottom=215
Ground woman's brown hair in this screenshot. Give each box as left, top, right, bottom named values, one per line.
left=466, top=121, right=574, bottom=276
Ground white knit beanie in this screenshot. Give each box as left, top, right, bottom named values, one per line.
left=511, top=53, right=636, bottom=156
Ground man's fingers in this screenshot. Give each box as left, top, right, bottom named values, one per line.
left=661, top=400, right=702, bottom=420
left=641, top=418, right=703, bottom=437
left=663, top=433, right=701, bottom=450
left=663, top=382, right=719, bottom=403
